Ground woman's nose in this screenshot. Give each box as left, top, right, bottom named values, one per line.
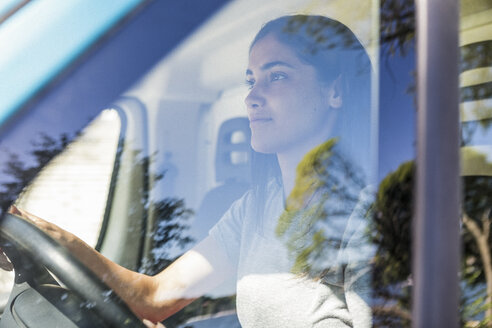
left=245, top=85, right=265, bottom=109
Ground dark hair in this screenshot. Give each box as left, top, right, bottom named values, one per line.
left=250, top=15, right=371, bottom=86
left=250, top=15, right=373, bottom=231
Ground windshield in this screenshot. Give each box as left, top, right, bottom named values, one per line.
left=0, top=0, right=490, bottom=327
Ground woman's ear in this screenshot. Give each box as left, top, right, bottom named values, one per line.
left=326, top=75, right=343, bottom=109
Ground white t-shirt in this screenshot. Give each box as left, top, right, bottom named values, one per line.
left=209, top=179, right=374, bottom=327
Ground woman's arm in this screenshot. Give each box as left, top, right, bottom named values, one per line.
left=7, top=206, right=233, bottom=323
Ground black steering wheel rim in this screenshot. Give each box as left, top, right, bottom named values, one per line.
left=0, top=213, right=145, bottom=327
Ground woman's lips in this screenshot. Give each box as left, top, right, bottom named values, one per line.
left=249, top=118, right=272, bottom=127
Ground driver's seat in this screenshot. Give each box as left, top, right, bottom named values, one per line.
left=191, top=117, right=252, bottom=241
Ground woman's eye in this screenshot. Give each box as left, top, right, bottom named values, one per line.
left=270, top=72, right=286, bottom=82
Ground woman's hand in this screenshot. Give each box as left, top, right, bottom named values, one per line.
left=7, top=205, right=68, bottom=242
left=143, top=319, right=166, bottom=327
left=0, top=205, right=65, bottom=272
left=0, top=206, right=22, bottom=271
left=9, top=205, right=46, bottom=228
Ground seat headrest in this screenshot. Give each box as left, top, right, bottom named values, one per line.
left=215, top=117, right=252, bottom=183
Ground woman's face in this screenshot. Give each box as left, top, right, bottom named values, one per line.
left=245, top=33, right=337, bottom=156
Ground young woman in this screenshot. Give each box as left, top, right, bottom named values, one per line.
left=7, top=14, right=374, bottom=328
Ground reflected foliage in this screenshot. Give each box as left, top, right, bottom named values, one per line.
left=276, top=139, right=367, bottom=278
left=458, top=10, right=492, bottom=326
left=375, top=1, right=492, bottom=326
left=283, top=15, right=365, bottom=52
left=370, top=161, right=413, bottom=327
left=109, top=150, right=197, bottom=277
left=462, top=151, right=492, bottom=327
left=371, top=157, right=492, bottom=327
left=140, top=197, right=194, bottom=275
left=283, top=0, right=417, bottom=60
left=0, top=131, right=194, bottom=276
left=274, top=0, right=419, bottom=285
left=380, top=0, right=417, bottom=104
left=96, top=142, right=229, bottom=326
left=0, top=130, right=234, bottom=327
left=380, top=0, right=415, bottom=58
left=109, top=149, right=195, bottom=274
left=0, top=133, right=69, bottom=216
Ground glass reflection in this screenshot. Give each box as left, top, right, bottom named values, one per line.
left=460, top=0, right=492, bottom=326
left=0, top=0, right=430, bottom=326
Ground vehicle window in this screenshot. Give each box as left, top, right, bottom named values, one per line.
left=0, top=0, right=418, bottom=325
left=0, top=0, right=405, bottom=326
left=459, top=0, right=492, bottom=325
left=372, top=0, right=416, bottom=326
left=1, top=0, right=484, bottom=327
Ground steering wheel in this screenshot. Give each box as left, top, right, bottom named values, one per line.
left=0, top=213, right=146, bottom=327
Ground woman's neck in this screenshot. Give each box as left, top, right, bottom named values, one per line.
left=277, top=140, right=324, bottom=197
left=277, top=111, right=338, bottom=196
left=277, top=154, right=297, bottom=198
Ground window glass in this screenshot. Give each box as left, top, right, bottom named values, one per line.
left=372, top=0, right=416, bottom=326
left=0, top=0, right=425, bottom=326
left=460, top=0, right=492, bottom=325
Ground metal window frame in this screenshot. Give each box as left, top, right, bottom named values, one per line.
left=414, top=0, right=461, bottom=327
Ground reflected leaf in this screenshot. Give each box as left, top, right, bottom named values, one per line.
left=380, top=0, right=415, bottom=57
left=276, top=139, right=368, bottom=278
left=140, top=197, right=194, bottom=275
left=371, top=157, right=492, bottom=326
left=0, top=133, right=71, bottom=216
left=370, top=161, right=413, bottom=327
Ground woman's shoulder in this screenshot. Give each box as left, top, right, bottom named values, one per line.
left=237, top=177, right=283, bottom=208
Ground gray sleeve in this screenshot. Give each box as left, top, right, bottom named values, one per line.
left=208, top=190, right=252, bottom=269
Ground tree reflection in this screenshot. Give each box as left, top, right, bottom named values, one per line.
left=274, top=2, right=418, bottom=325
left=0, top=131, right=239, bottom=326
left=276, top=139, right=368, bottom=278
left=370, top=156, right=492, bottom=327
left=139, top=197, right=194, bottom=275
left=380, top=0, right=415, bottom=58
left=0, top=133, right=69, bottom=216
left=377, top=1, right=492, bottom=326
left=0, top=1, right=488, bottom=326
left=370, top=161, right=413, bottom=327
left=0, top=133, right=195, bottom=271
left=462, top=150, right=492, bottom=327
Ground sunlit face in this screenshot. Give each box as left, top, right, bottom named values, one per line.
left=245, top=33, right=336, bottom=156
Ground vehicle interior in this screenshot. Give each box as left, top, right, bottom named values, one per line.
left=0, top=0, right=490, bottom=327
